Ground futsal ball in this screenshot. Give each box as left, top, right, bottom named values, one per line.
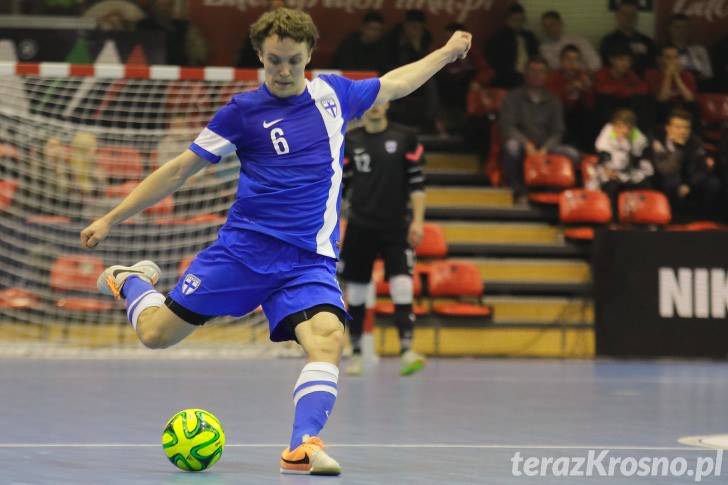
left=162, top=409, right=225, bottom=471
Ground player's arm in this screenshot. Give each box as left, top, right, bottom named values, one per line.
left=373, top=30, right=471, bottom=106
left=406, top=139, right=426, bottom=247
left=80, top=149, right=209, bottom=249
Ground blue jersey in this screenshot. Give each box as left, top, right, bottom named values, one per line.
left=189, top=75, right=380, bottom=259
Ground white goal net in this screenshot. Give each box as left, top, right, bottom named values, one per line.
left=0, top=63, right=366, bottom=353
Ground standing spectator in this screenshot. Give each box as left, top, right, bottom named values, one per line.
left=644, top=44, right=700, bottom=127
left=435, top=21, right=494, bottom=136
left=339, top=103, right=427, bottom=377
left=666, top=13, right=714, bottom=92
left=650, top=109, right=722, bottom=221
left=539, top=10, right=601, bottom=72
left=499, top=57, right=579, bottom=199
left=594, top=44, right=650, bottom=132
left=594, top=108, right=653, bottom=215
left=484, top=3, right=540, bottom=88
left=599, top=0, right=656, bottom=75
left=136, top=0, right=208, bottom=66
left=329, top=12, right=387, bottom=72
left=547, top=44, right=595, bottom=151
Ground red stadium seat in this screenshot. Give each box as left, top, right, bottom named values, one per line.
left=0, top=179, right=18, bottom=211
left=415, top=222, right=447, bottom=259
left=618, top=190, right=671, bottom=226
left=427, top=260, right=492, bottom=318
left=50, top=255, right=114, bottom=311
left=466, top=87, right=508, bottom=117
left=524, top=154, right=575, bottom=204
left=373, top=261, right=429, bottom=316
left=667, top=221, right=728, bottom=232
left=559, top=189, right=612, bottom=241
left=696, top=93, right=728, bottom=142
left=97, top=146, right=145, bottom=181
left=0, top=288, right=40, bottom=309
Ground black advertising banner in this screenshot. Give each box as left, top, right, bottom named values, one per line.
left=593, top=230, right=728, bottom=358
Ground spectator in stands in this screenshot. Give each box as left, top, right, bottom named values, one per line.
left=237, top=0, right=292, bottom=67
left=650, top=109, right=722, bottom=221
left=539, top=10, right=601, bottom=72
left=666, top=13, right=714, bottom=92
left=137, top=0, right=208, bottom=66
left=547, top=44, right=595, bottom=151
left=499, top=57, right=579, bottom=199
left=435, top=21, right=494, bottom=136
left=484, top=3, right=539, bottom=88
left=644, top=44, right=700, bottom=127
left=594, top=108, right=653, bottom=215
left=599, top=0, right=656, bottom=75
left=51, top=131, right=105, bottom=217
left=711, top=34, right=728, bottom=94
left=594, top=44, right=650, bottom=133
left=382, top=10, right=438, bottom=131
left=329, top=12, right=387, bottom=72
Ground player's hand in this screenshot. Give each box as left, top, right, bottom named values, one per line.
left=408, top=221, right=424, bottom=247
left=80, top=219, right=111, bottom=250
left=443, top=30, right=472, bottom=62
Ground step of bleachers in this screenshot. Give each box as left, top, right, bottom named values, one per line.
left=426, top=187, right=512, bottom=208
left=439, top=221, right=562, bottom=245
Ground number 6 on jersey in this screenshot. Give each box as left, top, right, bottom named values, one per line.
left=271, top=127, right=290, bottom=155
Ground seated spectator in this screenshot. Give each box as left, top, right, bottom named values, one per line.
left=329, top=12, right=387, bottom=72
left=236, top=0, right=289, bottom=68
left=136, top=0, right=208, bottom=66
left=436, top=21, right=494, bottom=136
left=547, top=44, right=595, bottom=151
left=650, top=109, right=722, bottom=221
left=594, top=108, right=653, bottom=215
left=539, top=10, right=601, bottom=72
left=594, top=44, right=650, bottom=132
left=666, top=13, right=714, bottom=92
left=599, top=0, right=656, bottom=75
left=383, top=10, right=438, bottom=131
left=645, top=44, right=700, bottom=127
left=484, top=3, right=540, bottom=88
left=50, top=131, right=105, bottom=218
left=499, top=57, right=580, bottom=199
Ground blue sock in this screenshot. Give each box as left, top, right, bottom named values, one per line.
left=290, top=362, right=339, bottom=451
left=122, top=276, right=164, bottom=329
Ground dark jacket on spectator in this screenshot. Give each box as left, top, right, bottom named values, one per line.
left=484, top=27, right=540, bottom=88
left=650, top=129, right=710, bottom=188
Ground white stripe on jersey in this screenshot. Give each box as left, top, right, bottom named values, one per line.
left=308, top=78, right=345, bottom=258
left=193, top=127, right=236, bottom=158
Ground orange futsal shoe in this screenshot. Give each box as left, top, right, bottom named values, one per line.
left=280, top=435, right=341, bottom=476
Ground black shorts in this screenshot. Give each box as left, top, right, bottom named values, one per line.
left=338, top=221, right=414, bottom=283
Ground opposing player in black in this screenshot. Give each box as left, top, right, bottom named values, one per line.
left=339, top=103, right=426, bottom=376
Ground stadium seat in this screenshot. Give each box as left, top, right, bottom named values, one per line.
left=373, top=260, right=429, bottom=316
left=466, top=87, right=508, bottom=187
left=524, top=154, right=576, bottom=204
left=618, top=190, right=672, bottom=226
left=106, top=181, right=174, bottom=215
left=667, top=221, right=728, bottom=232
left=50, top=255, right=114, bottom=311
left=97, top=146, right=145, bottom=181
left=0, top=288, right=40, bottom=309
left=427, top=260, right=493, bottom=318
left=559, top=189, right=613, bottom=241
left=414, top=222, right=448, bottom=259
left=696, top=93, right=728, bottom=142
left=0, top=179, right=18, bottom=211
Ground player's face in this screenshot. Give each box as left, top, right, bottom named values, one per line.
left=260, top=35, right=312, bottom=98
left=363, top=103, right=389, bottom=122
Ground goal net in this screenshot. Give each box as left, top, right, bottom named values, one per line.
left=0, top=63, right=366, bottom=355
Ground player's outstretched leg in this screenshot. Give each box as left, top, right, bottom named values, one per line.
left=97, top=260, right=164, bottom=329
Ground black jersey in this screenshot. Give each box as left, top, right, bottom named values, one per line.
left=343, top=123, right=425, bottom=228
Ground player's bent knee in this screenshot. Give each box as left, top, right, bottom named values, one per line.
left=135, top=306, right=196, bottom=349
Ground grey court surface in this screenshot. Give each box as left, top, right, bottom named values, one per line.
left=1, top=355, right=727, bottom=484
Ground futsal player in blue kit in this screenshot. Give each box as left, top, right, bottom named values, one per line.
left=80, top=8, right=471, bottom=476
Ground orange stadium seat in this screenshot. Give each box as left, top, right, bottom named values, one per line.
left=0, top=288, right=40, bottom=310
left=524, top=154, right=575, bottom=204
left=559, top=189, right=613, bottom=241
left=427, top=260, right=492, bottom=318
left=373, top=260, right=429, bottom=316
left=618, top=190, right=672, bottom=226
left=415, top=222, right=448, bottom=259
left=97, top=146, right=145, bottom=181
left=0, top=179, right=18, bottom=211
left=697, top=93, right=728, bottom=142
left=50, top=255, right=114, bottom=311
left=106, top=181, right=174, bottom=215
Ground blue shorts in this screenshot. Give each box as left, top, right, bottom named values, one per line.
left=168, top=228, right=346, bottom=342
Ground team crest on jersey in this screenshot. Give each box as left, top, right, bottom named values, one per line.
left=182, top=274, right=201, bottom=295
left=321, top=98, right=338, bottom=118
left=385, top=140, right=398, bottom=154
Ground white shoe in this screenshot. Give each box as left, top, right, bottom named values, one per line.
left=400, top=350, right=426, bottom=376
left=346, top=353, right=364, bottom=376
left=96, top=260, right=161, bottom=299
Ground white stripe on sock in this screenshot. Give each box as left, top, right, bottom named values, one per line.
left=129, top=292, right=165, bottom=329
left=293, top=384, right=338, bottom=407
left=294, top=362, right=339, bottom=389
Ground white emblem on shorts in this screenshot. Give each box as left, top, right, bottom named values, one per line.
left=182, top=274, right=201, bottom=295
left=385, top=140, right=397, bottom=153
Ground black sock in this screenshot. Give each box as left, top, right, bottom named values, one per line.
left=394, top=303, right=414, bottom=354
left=348, top=304, right=365, bottom=354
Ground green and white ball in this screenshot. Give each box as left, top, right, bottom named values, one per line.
left=162, top=409, right=225, bottom=471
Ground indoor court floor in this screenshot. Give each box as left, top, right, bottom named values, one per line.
left=1, top=354, right=727, bottom=484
